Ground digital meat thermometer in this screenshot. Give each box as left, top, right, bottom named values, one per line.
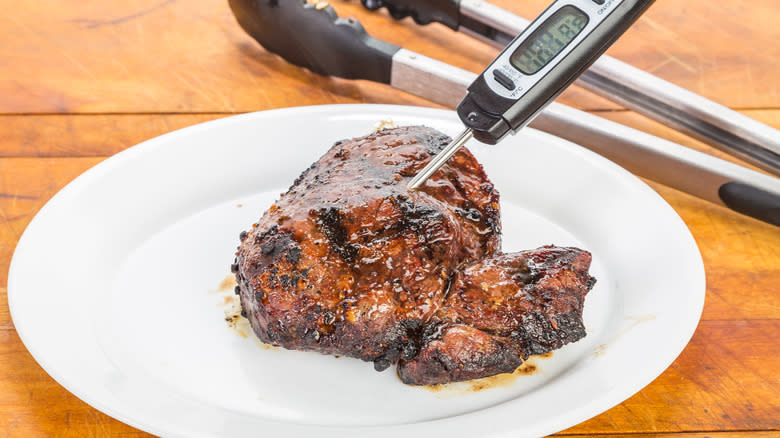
left=407, top=0, right=656, bottom=189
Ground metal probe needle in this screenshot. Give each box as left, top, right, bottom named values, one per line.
left=408, top=129, right=474, bottom=190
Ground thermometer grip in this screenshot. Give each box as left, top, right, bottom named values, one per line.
left=228, top=0, right=400, bottom=84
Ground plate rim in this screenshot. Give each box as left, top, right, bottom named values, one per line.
left=7, top=104, right=706, bottom=437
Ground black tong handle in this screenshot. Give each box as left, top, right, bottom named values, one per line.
left=361, top=0, right=512, bottom=46
left=361, top=0, right=461, bottom=29
left=228, top=0, right=399, bottom=83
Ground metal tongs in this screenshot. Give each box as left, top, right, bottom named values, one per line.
left=227, top=0, right=780, bottom=226
left=365, top=0, right=780, bottom=176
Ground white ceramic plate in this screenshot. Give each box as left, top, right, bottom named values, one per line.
left=8, top=105, right=704, bottom=438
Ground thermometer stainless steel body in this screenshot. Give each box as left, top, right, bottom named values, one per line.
left=408, top=0, right=655, bottom=189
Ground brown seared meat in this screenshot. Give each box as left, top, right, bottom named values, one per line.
left=398, top=248, right=594, bottom=385
left=233, top=126, right=595, bottom=384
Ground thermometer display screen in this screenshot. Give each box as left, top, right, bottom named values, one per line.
left=510, top=5, right=589, bottom=75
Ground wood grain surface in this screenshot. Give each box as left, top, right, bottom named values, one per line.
left=1, top=0, right=778, bottom=437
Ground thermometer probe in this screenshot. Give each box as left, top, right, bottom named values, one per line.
left=407, top=0, right=655, bottom=189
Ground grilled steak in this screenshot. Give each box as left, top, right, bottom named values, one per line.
left=233, top=126, right=594, bottom=385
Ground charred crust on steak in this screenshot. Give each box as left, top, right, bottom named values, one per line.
left=288, top=162, right=319, bottom=194
left=373, top=356, right=392, bottom=371
left=392, top=195, right=444, bottom=231
left=234, top=126, right=594, bottom=385
left=414, top=131, right=452, bottom=155
left=509, top=310, right=587, bottom=356
left=316, top=207, right=359, bottom=263
left=286, top=246, right=301, bottom=264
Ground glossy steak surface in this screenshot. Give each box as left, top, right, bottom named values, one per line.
left=234, top=126, right=594, bottom=384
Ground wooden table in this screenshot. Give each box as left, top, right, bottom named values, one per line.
left=1, top=0, right=778, bottom=436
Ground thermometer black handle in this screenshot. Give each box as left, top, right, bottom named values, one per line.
left=228, top=0, right=400, bottom=84
left=459, top=0, right=655, bottom=145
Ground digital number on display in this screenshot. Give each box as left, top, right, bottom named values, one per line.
left=510, top=5, right=589, bottom=75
